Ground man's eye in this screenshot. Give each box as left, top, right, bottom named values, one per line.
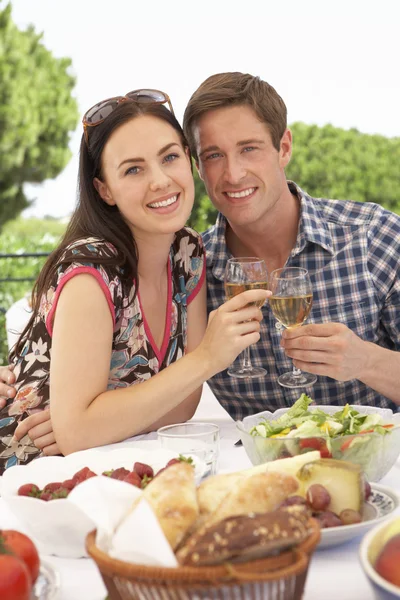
left=125, top=166, right=140, bottom=175
left=242, top=146, right=256, bottom=153
left=205, top=153, right=221, bottom=161
left=164, top=153, right=179, bottom=163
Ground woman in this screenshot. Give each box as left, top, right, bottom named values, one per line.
left=0, top=90, right=267, bottom=472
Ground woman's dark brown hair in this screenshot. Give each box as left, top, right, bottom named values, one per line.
left=10, top=101, right=190, bottom=360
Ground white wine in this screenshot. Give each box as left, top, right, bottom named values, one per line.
left=225, top=281, right=269, bottom=308
left=269, top=294, right=313, bottom=328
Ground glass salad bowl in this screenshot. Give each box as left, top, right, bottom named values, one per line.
left=236, top=397, right=400, bottom=482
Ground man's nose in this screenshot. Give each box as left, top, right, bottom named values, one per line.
left=223, top=156, right=246, bottom=185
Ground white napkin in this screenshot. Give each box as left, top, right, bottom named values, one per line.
left=68, top=476, right=178, bottom=567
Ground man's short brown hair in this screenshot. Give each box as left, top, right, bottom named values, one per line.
left=183, top=72, right=287, bottom=161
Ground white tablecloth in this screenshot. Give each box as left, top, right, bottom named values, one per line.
left=1, top=386, right=399, bottom=600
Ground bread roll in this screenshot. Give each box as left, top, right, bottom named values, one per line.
left=143, top=462, right=199, bottom=550
left=176, top=506, right=311, bottom=566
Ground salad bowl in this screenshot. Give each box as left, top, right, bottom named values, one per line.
left=236, top=396, right=400, bottom=481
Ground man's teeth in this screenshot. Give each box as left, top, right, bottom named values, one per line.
left=226, top=188, right=256, bottom=199
left=148, top=194, right=178, bottom=208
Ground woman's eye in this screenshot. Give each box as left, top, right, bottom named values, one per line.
left=163, top=153, right=179, bottom=163
left=125, top=166, right=140, bottom=175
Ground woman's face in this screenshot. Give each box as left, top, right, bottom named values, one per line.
left=95, top=115, right=194, bottom=239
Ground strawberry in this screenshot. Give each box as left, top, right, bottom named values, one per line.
left=61, top=479, right=76, bottom=491
left=133, top=462, right=154, bottom=479
left=165, top=458, right=180, bottom=468
left=73, top=467, right=97, bottom=483
left=39, top=492, right=53, bottom=502
left=110, top=467, right=130, bottom=481
left=17, top=483, right=40, bottom=498
left=123, top=472, right=141, bottom=487
left=43, top=482, right=63, bottom=493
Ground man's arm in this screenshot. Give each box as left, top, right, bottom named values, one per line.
left=281, top=323, right=400, bottom=404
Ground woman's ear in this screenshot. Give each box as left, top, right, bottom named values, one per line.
left=93, top=177, right=115, bottom=206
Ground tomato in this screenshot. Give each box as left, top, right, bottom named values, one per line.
left=0, top=554, right=32, bottom=600
left=0, top=530, right=40, bottom=583
left=299, top=438, right=332, bottom=458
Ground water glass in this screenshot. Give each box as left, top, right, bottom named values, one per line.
left=157, top=422, right=220, bottom=478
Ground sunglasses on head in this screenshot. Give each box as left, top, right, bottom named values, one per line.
left=82, top=89, right=174, bottom=145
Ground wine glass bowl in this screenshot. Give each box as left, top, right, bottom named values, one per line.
left=224, top=257, right=268, bottom=378
left=269, top=267, right=317, bottom=388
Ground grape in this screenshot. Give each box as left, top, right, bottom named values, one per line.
left=306, top=484, right=331, bottom=511
left=364, top=480, right=372, bottom=501
left=280, top=495, right=308, bottom=507
left=315, top=511, right=342, bottom=528
left=340, top=509, right=362, bottom=525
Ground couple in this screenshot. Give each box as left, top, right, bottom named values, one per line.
left=0, top=72, right=399, bottom=472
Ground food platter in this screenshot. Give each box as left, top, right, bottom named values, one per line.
left=318, top=483, right=399, bottom=548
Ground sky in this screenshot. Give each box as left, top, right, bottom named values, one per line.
left=7, top=0, right=400, bottom=219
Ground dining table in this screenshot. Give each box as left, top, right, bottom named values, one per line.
left=1, top=384, right=399, bottom=600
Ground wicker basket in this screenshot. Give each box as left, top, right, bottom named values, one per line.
left=86, top=518, right=320, bottom=600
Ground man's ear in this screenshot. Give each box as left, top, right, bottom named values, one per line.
left=93, top=177, right=115, bottom=206
left=279, top=129, right=293, bottom=169
left=195, top=159, right=204, bottom=182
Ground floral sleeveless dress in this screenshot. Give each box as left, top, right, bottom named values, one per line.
left=0, top=227, right=205, bottom=473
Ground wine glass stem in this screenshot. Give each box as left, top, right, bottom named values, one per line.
left=241, top=346, right=252, bottom=370
left=292, top=364, right=303, bottom=377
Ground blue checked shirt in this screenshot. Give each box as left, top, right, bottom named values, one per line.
left=202, top=181, right=400, bottom=420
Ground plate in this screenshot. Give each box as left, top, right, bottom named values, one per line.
left=319, top=483, right=399, bottom=549
left=33, top=559, right=60, bottom=600
left=2, top=445, right=202, bottom=557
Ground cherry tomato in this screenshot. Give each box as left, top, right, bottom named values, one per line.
left=0, top=554, right=32, bottom=600
left=299, top=438, right=332, bottom=458
left=0, top=530, right=40, bottom=583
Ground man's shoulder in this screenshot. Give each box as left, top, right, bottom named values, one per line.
left=309, top=193, right=399, bottom=229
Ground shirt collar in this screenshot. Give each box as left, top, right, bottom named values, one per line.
left=206, top=180, right=335, bottom=282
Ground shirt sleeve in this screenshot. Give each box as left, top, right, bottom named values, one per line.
left=39, top=238, right=123, bottom=336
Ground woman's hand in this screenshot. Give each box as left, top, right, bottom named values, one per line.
left=197, top=289, right=270, bottom=376
left=0, top=365, right=16, bottom=409
left=14, top=409, right=61, bottom=456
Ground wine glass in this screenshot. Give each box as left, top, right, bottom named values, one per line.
left=269, top=266, right=317, bottom=388
left=224, top=257, right=268, bottom=378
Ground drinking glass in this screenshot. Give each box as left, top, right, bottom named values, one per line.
left=224, top=257, right=268, bottom=378
left=269, top=266, right=317, bottom=388
left=157, top=422, right=220, bottom=479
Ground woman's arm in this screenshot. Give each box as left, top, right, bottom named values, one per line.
left=50, top=274, right=266, bottom=454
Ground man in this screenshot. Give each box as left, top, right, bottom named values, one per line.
left=1, top=71, right=399, bottom=445
left=182, top=71, right=400, bottom=419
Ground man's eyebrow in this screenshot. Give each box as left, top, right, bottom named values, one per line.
left=237, top=139, right=265, bottom=146
left=117, top=143, right=180, bottom=169
left=199, top=139, right=265, bottom=158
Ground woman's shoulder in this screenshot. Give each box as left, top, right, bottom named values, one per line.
left=173, top=227, right=204, bottom=254
left=61, top=237, right=119, bottom=260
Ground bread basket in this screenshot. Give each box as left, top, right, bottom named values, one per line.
left=86, top=517, right=320, bottom=600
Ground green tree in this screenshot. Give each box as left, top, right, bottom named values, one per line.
left=187, top=166, right=217, bottom=233
left=0, top=3, right=79, bottom=229
left=287, top=123, right=400, bottom=214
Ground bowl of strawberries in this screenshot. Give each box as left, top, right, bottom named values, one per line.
left=2, top=446, right=193, bottom=557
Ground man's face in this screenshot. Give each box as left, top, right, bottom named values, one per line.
left=193, top=104, right=292, bottom=228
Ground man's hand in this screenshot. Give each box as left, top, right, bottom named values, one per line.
left=14, top=409, right=61, bottom=456
left=0, top=364, right=16, bottom=409
left=281, top=322, right=369, bottom=382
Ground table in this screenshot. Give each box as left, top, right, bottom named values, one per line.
left=1, top=386, right=399, bottom=599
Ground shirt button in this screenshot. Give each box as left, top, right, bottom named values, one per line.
left=275, top=322, right=284, bottom=331
left=291, top=250, right=296, bottom=257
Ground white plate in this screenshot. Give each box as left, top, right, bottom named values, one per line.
left=33, top=559, right=60, bottom=600
left=318, top=483, right=399, bottom=549
left=2, top=445, right=201, bottom=557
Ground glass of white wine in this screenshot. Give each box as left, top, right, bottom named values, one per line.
left=269, top=266, right=317, bottom=388
left=224, top=257, right=268, bottom=378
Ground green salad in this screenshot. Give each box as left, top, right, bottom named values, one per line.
left=249, top=394, right=395, bottom=460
